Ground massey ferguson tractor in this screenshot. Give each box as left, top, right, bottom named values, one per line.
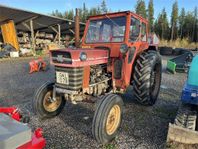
left=32, top=11, right=162, bottom=144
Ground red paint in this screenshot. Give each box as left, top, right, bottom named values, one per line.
left=17, top=128, right=46, bottom=149
left=83, top=66, right=91, bottom=88
left=0, top=107, right=21, bottom=121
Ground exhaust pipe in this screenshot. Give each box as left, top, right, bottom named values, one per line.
left=75, top=8, right=80, bottom=48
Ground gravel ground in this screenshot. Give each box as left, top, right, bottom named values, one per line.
left=0, top=56, right=187, bottom=149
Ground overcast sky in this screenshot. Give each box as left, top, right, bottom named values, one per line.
left=0, top=0, right=197, bottom=19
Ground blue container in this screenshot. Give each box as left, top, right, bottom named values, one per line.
left=188, top=55, right=198, bottom=86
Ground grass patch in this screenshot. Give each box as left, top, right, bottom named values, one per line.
left=166, top=142, right=178, bottom=149
left=159, top=38, right=198, bottom=49
left=35, top=49, right=43, bottom=56
left=123, top=124, right=129, bottom=132
left=104, top=144, right=116, bottom=149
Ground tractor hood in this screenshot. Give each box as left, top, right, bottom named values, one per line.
left=50, top=48, right=109, bottom=67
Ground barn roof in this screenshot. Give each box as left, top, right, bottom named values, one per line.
left=0, top=5, right=85, bottom=35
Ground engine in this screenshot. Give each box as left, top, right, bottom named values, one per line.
left=88, top=64, right=111, bottom=96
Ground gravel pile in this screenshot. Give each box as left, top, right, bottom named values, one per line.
left=0, top=56, right=187, bottom=149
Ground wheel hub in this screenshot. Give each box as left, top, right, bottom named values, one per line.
left=106, top=105, right=121, bottom=135
left=43, top=91, right=61, bottom=112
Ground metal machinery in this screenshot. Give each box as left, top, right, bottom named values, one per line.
left=33, top=11, right=162, bottom=144
left=167, top=55, right=198, bottom=144
left=29, top=57, right=47, bottom=73
left=167, top=50, right=194, bottom=74
left=0, top=107, right=46, bottom=149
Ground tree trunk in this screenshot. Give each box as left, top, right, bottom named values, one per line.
left=180, top=25, right=183, bottom=39
left=192, top=19, right=195, bottom=42
left=171, top=24, right=174, bottom=40
left=161, top=23, right=164, bottom=39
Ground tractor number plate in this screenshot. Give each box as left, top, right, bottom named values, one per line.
left=56, top=72, right=69, bottom=85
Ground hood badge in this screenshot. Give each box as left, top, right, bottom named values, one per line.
left=57, top=55, right=64, bottom=62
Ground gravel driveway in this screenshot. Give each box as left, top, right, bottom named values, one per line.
left=0, top=56, right=187, bottom=149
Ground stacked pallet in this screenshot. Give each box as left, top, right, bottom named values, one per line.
left=1, top=31, right=66, bottom=56
left=36, top=33, right=56, bottom=52
left=18, top=32, right=31, bottom=49
left=18, top=32, right=59, bottom=51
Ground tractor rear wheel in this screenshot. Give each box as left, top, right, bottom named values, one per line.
left=32, top=82, right=66, bottom=119
left=92, top=94, right=123, bottom=144
left=133, top=50, right=162, bottom=105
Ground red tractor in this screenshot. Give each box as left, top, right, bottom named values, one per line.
left=32, top=11, right=162, bottom=144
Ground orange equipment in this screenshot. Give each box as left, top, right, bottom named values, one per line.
left=29, top=58, right=46, bottom=74
left=1, top=20, right=20, bottom=51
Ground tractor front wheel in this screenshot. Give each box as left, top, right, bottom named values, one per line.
left=32, top=82, right=66, bottom=119
left=92, top=94, right=123, bottom=144
left=133, top=50, right=162, bottom=106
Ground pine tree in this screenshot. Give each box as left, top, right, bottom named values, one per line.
left=183, top=12, right=194, bottom=40
left=162, top=8, right=169, bottom=39
left=78, top=8, right=83, bottom=21
left=170, top=0, right=178, bottom=40
left=97, top=6, right=101, bottom=14
left=154, top=8, right=169, bottom=39
left=192, top=7, right=198, bottom=42
left=82, top=3, right=88, bottom=22
left=52, top=10, right=63, bottom=18
left=101, top=0, right=108, bottom=14
left=67, top=10, right=74, bottom=20
left=148, top=0, right=154, bottom=32
left=89, top=7, right=98, bottom=16
left=135, top=0, right=147, bottom=18
left=178, top=8, right=185, bottom=38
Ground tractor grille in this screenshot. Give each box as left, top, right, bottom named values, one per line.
left=55, top=66, right=83, bottom=91
left=51, top=51, right=72, bottom=64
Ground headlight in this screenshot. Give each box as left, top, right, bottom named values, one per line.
left=120, top=44, right=128, bottom=54
left=80, top=52, right=87, bottom=61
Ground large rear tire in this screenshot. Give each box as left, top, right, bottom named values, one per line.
left=92, top=94, right=123, bottom=144
left=32, top=82, right=66, bottom=119
left=133, top=50, right=162, bottom=105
